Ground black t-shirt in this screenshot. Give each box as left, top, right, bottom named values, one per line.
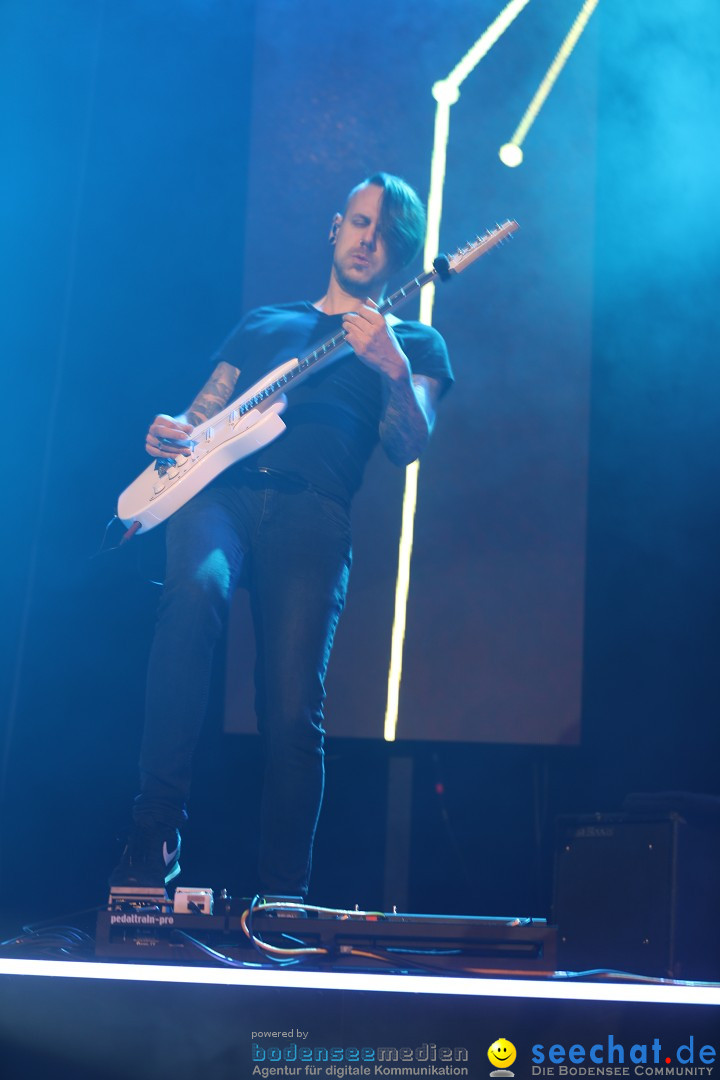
left=213, top=301, right=453, bottom=503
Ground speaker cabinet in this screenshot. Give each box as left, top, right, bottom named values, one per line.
left=553, top=812, right=720, bottom=980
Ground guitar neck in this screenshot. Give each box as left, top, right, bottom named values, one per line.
left=233, top=220, right=518, bottom=416
left=235, top=266, right=438, bottom=416
left=297, top=265, right=438, bottom=374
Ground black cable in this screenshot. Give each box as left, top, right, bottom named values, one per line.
left=1, top=905, right=104, bottom=951
left=245, top=896, right=307, bottom=965
left=354, top=946, right=477, bottom=977
left=168, top=930, right=272, bottom=968
left=430, top=752, right=475, bottom=898
left=89, top=514, right=123, bottom=557
left=15, top=903, right=105, bottom=936
left=0, top=925, right=96, bottom=959
left=552, top=968, right=719, bottom=986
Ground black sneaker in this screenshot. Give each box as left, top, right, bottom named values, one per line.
left=109, top=825, right=181, bottom=889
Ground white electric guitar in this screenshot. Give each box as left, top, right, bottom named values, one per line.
left=118, top=220, right=519, bottom=534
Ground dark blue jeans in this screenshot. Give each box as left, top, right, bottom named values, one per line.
left=133, top=470, right=352, bottom=896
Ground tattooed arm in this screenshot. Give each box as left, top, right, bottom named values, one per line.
left=341, top=301, right=442, bottom=466
left=378, top=372, right=443, bottom=466
left=183, top=361, right=241, bottom=425
left=144, top=361, right=241, bottom=459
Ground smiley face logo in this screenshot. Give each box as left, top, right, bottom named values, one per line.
left=488, top=1038, right=517, bottom=1075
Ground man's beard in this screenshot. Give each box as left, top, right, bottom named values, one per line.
left=333, top=253, right=385, bottom=299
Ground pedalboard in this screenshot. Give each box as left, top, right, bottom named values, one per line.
left=97, top=891, right=556, bottom=974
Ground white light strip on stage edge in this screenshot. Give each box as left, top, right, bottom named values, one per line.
left=1, top=959, right=719, bottom=1006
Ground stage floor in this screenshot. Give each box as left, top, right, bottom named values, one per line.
left=1, top=957, right=719, bottom=1080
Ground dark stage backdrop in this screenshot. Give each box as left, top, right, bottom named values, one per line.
left=225, top=0, right=595, bottom=745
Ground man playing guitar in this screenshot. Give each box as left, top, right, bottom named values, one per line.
left=110, top=173, right=453, bottom=900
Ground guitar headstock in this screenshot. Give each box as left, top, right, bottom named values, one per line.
left=445, top=220, right=519, bottom=275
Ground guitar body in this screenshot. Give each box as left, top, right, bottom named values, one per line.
left=117, top=220, right=519, bottom=534
left=117, top=360, right=298, bottom=531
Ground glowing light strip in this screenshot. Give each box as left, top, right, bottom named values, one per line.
left=383, top=460, right=419, bottom=741
left=384, top=0, right=533, bottom=741
left=1, top=959, right=719, bottom=1005
left=419, top=87, right=455, bottom=327
left=421, top=0, right=533, bottom=324
left=500, top=0, right=600, bottom=166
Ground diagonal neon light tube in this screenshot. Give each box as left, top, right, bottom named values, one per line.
left=384, top=0, right=534, bottom=741
left=383, top=460, right=419, bottom=741
left=422, top=0, right=534, bottom=324
left=500, top=0, right=600, bottom=167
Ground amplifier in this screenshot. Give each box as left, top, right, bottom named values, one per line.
left=553, top=812, right=720, bottom=980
